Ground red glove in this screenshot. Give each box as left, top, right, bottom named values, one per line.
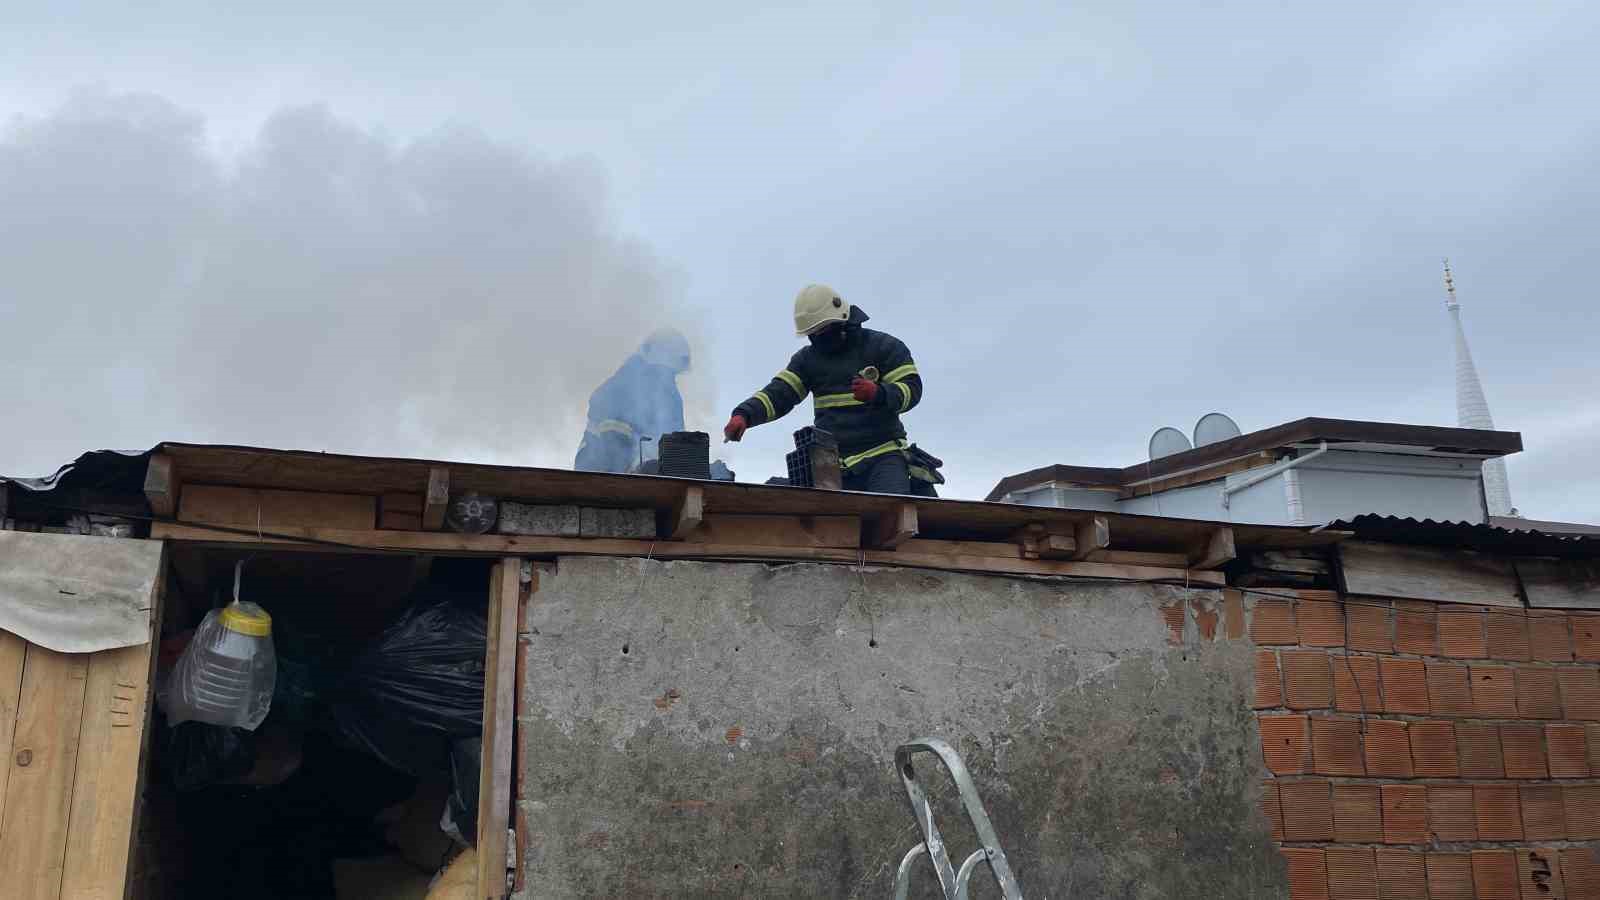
left=723, top=414, right=748, bottom=442
left=851, top=376, right=879, bottom=404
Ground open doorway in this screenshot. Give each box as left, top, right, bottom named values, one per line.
left=134, top=548, right=497, bottom=900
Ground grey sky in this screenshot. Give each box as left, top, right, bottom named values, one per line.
left=3, top=2, right=1595, bottom=522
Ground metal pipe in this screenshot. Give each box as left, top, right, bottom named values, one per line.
left=1222, top=441, right=1329, bottom=509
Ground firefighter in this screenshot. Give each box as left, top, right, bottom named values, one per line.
left=723, top=285, right=938, bottom=495
left=575, top=329, right=690, bottom=473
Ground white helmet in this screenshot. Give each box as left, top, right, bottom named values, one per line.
left=793, top=284, right=850, bottom=336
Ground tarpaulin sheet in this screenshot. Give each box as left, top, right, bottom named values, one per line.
left=0, top=530, right=159, bottom=652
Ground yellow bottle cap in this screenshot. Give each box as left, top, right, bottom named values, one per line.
left=221, top=604, right=272, bottom=637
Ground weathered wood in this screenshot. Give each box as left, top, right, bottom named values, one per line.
left=872, top=502, right=918, bottom=549
left=0, top=631, right=26, bottom=821
left=477, top=560, right=519, bottom=900
left=1190, top=526, right=1237, bottom=570
left=147, top=522, right=1221, bottom=582
left=142, top=454, right=178, bottom=518
left=379, top=493, right=424, bottom=530
left=380, top=492, right=423, bottom=515
left=1249, top=551, right=1331, bottom=575
left=0, top=644, right=91, bottom=900
left=1011, top=523, right=1045, bottom=559
left=899, top=539, right=1021, bottom=559
left=1072, top=516, right=1111, bottom=561
left=1083, top=549, right=1192, bottom=567
left=684, top=515, right=859, bottom=549
left=1339, top=540, right=1521, bottom=607
left=179, top=484, right=377, bottom=532
left=668, top=486, right=704, bottom=540
left=1517, top=558, right=1600, bottom=609
left=423, top=468, right=449, bottom=531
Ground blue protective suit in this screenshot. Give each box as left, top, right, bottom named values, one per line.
left=574, top=330, right=690, bottom=473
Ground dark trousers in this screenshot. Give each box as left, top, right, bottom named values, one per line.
left=842, top=451, right=911, bottom=495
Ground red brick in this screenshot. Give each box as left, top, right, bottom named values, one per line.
left=1456, top=721, right=1506, bottom=777
left=1162, top=602, right=1186, bottom=643
left=1363, top=719, right=1413, bottom=777
left=1559, top=666, right=1600, bottom=720
left=1589, top=724, right=1600, bottom=774
left=1333, top=655, right=1383, bottom=714
left=1521, top=785, right=1566, bottom=840
left=1261, top=780, right=1284, bottom=841
left=1251, top=599, right=1298, bottom=644
left=1325, top=846, right=1377, bottom=900
left=1427, top=852, right=1474, bottom=900
left=1190, top=596, right=1218, bottom=641
left=1547, top=723, right=1591, bottom=778
left=1333, top=783, right=1383, bottom=843
left=1564, top=784, right=1600, bottom=840
left=1283, top=848, right=1329, bottom=900
left=1261, top=715, right=1312, bottom=774
left=1409, top=720, right=1460, bottom=776
left=1470, top=664, right=1519, bottom=717
left=1283, top=651, right=1335, bottom=709
left=1573, top=614, right=1600, bottom=661
left=1429, top=785, right=1477, bottom=841
left=1472, top=850, right=1519, bottom=900
left=1254, top=650, right=1283, bottom=709
left=1516, top=666, right=1563, bottom=719
left=1562, top=847, right=1600, bottom=899
left=1395, top=601, right=1438, bottom=656
left=1439, top=607, right=1488, bottom=658
left=1520, top=847, right=1567, bottom=899
left=1486, top=609, right=1531, bottom=660
left=1375, top=849, right=1425, bottom=900
left=1224, top=590, right=1246, bottom=640
left=1501, top=723, right=1549, bottom=778
left=1345, top=602, right=1392, bottom=653
left=1281, top=779, right=1335, bottom=841
left=1475, top=784, right=1525, bottom=840
left=1529, top=611, right=1574, bottom=662
left=1312, top=717, right=1365, bottom=776
left=1427, top=662, right=1475, bottom=716
left=1379, top=657, right=1429, bottom=714
left=1382, top=784, right=1428, bottom=845
left=1298, top=599, right=1346, bottom=647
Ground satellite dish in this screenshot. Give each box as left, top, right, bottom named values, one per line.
left=1149, top=427, right=1193, bottom=460
left=1193, top=412, right=1242, bottom=447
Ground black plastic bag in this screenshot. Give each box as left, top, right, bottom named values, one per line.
left=166, top=720, right=258, bottom=791
left=446, top=737, right=482, bottom=846
left=330, top=593, right=486, bottom=775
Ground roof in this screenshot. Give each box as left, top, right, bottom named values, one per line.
left=1327, top=515, right=1600, bottom=559
left=987, top=417, right=1524, bottom=501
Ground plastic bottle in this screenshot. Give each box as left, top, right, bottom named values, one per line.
left=162, top=600, right=276, bottom=731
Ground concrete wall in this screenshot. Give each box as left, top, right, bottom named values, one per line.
left=514, top=556, right=1286, bottom=899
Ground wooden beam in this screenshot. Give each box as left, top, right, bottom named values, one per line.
left=1083, top=549, right=1192, bottom=567
left=1190, top=526, right=1237, bottom=570
left=1072, top=516, right=1111, bottom=560
left=1516, top=558, right=1600, bottom=609
left=379, top=493, right=424, bottom=530
left=0, top=644, right=91, bottom=899
left=142, top=453, right=178, bottom=517
left=1011, top=523, right=1044, bottom=559
left=148, top=522, right=1223, bottom=584
left=899, top=538, right=1021, bottom=559
left=667, top=485, right=704, bottom=540
left=179, top=484, right=377, bottom=531
left=477, top=560, right=519, bottom=900
left=684, top=514, right=858, bottom=549
left=872, top=502, right=918, bottom=549
left=423, top=467, right=449, bottom=531
left=1339, top=540, right=1521, bottom=607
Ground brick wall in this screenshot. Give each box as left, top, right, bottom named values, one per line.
left=1249, top=589, right=1600, bottom=899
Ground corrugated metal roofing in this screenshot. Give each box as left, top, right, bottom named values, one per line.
left=1326, top=514, right=1600, bottom=558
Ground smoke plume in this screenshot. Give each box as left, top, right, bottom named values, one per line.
left=1, top=89, right=706, bottom=475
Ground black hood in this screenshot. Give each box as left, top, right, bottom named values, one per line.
left=846, top=305, right=870, bottom=327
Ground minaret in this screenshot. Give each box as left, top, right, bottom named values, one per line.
left=1444, top=259, right=1516, bottom=517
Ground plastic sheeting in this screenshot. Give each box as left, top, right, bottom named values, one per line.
left=0, top=530, right=159, bottom=652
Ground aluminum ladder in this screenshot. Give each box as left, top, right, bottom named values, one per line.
left=892, top=738, right=1024, bottom=900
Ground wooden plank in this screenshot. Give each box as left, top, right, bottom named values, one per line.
left=899, top=539, right=1022, bottom=559
left=423, top=468, right=449, bottom=531
left=1190, top=526, right=1237, bottom=570
left=147, top=522, right=1222, bottom=583
left=477, top=560, right=519, bottom=900
left=0, top=644, right=91, bottom=900
left=684, top=515, right=858, bottom=549
left=1082, top=549, right=1192, bottom=567
left=0, top=631, right=26, bottom=819
left=1119, top=452, right=1276, bottom=498
left=379, top=493, right=424, bottom=530
left=1516, top=558, right=1600, bottom=609
left=178, top=484, right=376, bottom=532
left=668, top=486, right=704, bottom=540
left=1072, top=515, right=1111, bottom=561
left=142, top=454, right=178, bottom=518
left=1339, top=540, right=1521, bottom=607
left=872, top=502, right=918, bottom=549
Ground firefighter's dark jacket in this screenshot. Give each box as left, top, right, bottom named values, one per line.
left=731, top=307, right=923, bottom=469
